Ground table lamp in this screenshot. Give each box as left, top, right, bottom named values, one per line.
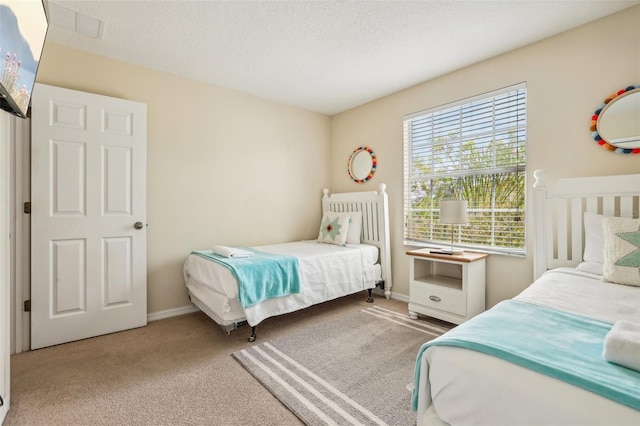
left=435, top=199, right=467, bottom=255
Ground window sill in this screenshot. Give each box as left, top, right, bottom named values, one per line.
left=403, top=240, right=526, bottom=258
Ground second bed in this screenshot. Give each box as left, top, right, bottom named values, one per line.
left=183, top=185, right=392, bottom=340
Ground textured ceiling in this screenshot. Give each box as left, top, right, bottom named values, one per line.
left=44, top=0, right=639, bottom=115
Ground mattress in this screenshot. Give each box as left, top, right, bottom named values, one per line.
left=416, top=268, right=640, bottom=426
left=184, top=240, right=382, bottom=326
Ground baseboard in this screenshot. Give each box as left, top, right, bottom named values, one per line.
left=372, top=287, right=409, bottom=304
left=147, top=304, right=199, bottom=322
left=389, top=292, right=409, bottom=303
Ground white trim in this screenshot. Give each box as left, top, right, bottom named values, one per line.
left=7, top=115, right=16, bottom=356
left=1, top=112, right=12, bottom=422
left=403, top=85, right=527, bottom=254
left=147, top=304, right=199, bottom=322
left=403, top=82, right=526, bottom=120
left=13, top=118, right=29, bottom=354
left=366, top=287, right=408, bottom=303
left=389, top=291, right=409, bottom=304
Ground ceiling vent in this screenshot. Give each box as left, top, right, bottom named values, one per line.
left=49, top=3, right=105, bottom=40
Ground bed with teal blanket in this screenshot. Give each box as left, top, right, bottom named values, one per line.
left=413, top=298, right=640, bottom=410
left=412, top=268, right=640, bottom=425
left=412, top=171, right=640, bottom=426
left=183, top=185, right=391, bottom=342
left=184, top=240, right=384, bottom=342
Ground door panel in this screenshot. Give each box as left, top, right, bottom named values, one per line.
left=51, top=238, right=86, bottom=315
left=51, top=139, right=86, bottom=215
left=31, top=83, right=147, bottom=350
left=103, top=145, right=132, bottom=215
left=103, top=236, right=133, bottom=306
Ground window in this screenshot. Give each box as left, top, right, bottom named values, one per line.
left=403, top=83, right=527, bottom=255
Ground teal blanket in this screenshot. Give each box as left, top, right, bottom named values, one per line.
left=412, top=300, right=640, bottom=411
left=192, top=249, right=301, bottom=308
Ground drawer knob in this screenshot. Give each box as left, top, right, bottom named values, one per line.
left=429, top=295, right=441, bottom=302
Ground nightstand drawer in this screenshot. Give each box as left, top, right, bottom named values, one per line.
left=410, top=281, right=466, bottom=316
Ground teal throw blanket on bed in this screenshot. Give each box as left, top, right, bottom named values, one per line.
left=411, top=299, right=640, bottom=411
left=192, top=249, right=301, bottom=308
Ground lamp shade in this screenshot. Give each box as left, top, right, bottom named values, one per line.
left=440, top=200, right=468, bottom=225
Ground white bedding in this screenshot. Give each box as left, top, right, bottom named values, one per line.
left=184, top=240, right=381, bottom=326
left=416, top=268, right=640, bottom=426
left=516, top=268, right=640, bottom=324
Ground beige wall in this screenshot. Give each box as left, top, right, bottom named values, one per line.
left=33, top=6, right=640, bottom=315
left=36, top=43, right=331, bottom=314
left=330, top=6, right=640, bottom=307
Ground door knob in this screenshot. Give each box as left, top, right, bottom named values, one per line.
left=134, top=222, right=144, bottom=230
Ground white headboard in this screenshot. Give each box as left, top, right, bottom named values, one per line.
left=322, top=184, right=392, bottom=298
left=533, top=169, right=640, bottom=279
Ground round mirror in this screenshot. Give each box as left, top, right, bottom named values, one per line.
left=590, top=84, right=640, bottom=154
left=348, top=146, right=377, bottom=183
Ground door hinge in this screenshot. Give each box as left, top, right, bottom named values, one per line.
left=24, top=201, right=31, bottom=214
left=24, top=299, right=31, bottom=312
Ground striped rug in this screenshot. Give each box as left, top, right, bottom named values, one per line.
left=232, top=305, right=452, bottom=425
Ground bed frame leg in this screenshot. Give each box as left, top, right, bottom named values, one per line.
left=248, top=326, right=257, bottom=342
left=367, top=288, right=374, bottom=303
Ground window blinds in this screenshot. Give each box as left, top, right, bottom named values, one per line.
left=403, top=83, right=527, bottom=254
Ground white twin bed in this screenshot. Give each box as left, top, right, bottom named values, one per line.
left=183, top=184, right=391, bottom=341
left=413, top=171, right=640, bottom=425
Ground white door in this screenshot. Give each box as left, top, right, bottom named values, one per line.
left=30, top=84, right=147, bottom=350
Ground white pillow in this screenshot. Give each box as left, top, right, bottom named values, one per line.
left=602, top=216, right=640, bottom=287
left=583, top=211, right=604, bottom=264
left=317, top=211, right=351, bottom=246
left=345, top=211, right=362, bottom=244
left=576, top=261, right=603, bottom=276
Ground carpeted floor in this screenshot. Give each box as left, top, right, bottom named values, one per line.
left=233, top=305, right=451, bottom=425
left=5, top=293, right=435, bottom=425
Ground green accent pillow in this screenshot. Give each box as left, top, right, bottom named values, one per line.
left=602, top=216, right=640, bottom=287
left=318, top=211, right=351, bottom=246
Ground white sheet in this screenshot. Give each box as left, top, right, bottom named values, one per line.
left=184, top=240, right=381, bottom=326
left=516, top=268, right=640, bottom=324
left=417, top=268, right=640, bottom=426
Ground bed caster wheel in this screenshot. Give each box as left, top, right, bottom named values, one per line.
left=248, top=334, right=256, bottom=342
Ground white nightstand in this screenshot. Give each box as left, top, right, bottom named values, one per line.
left=406, top=249, right=488, bottom=325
